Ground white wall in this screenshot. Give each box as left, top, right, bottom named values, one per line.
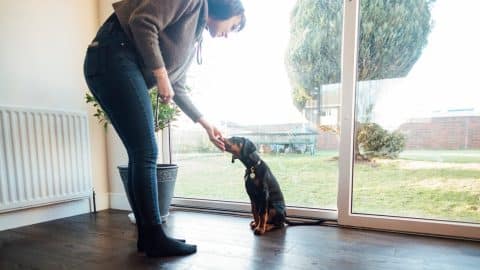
left=95, top=0, right=131, bottom=210
left=99, top=0, right=118, bottom=22
left=0, top=0, right=110, bottom=229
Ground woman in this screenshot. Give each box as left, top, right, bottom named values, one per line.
left=83, top=0, right=246, bottom=258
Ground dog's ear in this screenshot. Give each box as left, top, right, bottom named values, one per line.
left=241, top=138, right=257, bottom=158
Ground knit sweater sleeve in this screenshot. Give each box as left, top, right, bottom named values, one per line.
left=172, top=74, right=203, bottom=123
left=127, top=0, right=195, bottom=69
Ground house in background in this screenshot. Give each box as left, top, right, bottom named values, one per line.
left=302, top=83, right=341, bottom=129
left=399, top=108, right=480, bottom=150
left=225, top=122, right=319, bottom=154
left=303, top=80, right=480, bottom=151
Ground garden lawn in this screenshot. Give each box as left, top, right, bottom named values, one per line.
left=174, top=150, right=480, bottom=223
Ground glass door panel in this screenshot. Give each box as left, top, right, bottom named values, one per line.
left=352, top=0, right=480, bottom=224
left=171, top=0, right=343, bottom=211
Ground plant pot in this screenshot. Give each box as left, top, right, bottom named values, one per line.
left=118, top=164, right=178, bottom=223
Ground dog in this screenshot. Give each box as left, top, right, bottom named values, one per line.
left=224, top=136, right=328, bottom=235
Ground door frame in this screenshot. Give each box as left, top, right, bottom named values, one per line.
left=337, top=0, right=480, bottom=240
left=171, top=0, right=480, bottom=240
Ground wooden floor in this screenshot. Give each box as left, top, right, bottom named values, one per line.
left=1, top=210, right=479, bottom=270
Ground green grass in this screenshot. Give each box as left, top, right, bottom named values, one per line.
left=174, top=150, right=480, bottom=223
left=175, top=151, right=339, bottom=208
left=400, top=150, right=480, bottom=163
left=352, top=159, right=480, bottom=222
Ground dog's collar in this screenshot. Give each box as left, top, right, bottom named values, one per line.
left=250, top=159, right=261, bottom=168
left=246, top=160, right=262, bottom=180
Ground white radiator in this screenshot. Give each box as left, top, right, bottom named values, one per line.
left=0, top=106, right=92, bottom=213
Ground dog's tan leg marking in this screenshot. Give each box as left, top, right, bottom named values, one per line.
left=252, top=212, right=261, bottom=231
left=254, top=212, right=268, bottom=235
left=250, top=204, right=259, bottom=229
left=267, top=208, right=277, bottom=224
left=261, top=212, right=268, bottom=232
left=265, top=224, right=276, bottom=232
left=265, top=208, right=280, bottom=232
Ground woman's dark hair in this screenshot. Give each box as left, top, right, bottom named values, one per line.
left=207, top=0, right=246, bottom=31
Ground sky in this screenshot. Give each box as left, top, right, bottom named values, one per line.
left=373, top=0, right=480, bottom=129
left=179, top=0, right=480, bottom=130
left=180, top=0, right=299, bottom=127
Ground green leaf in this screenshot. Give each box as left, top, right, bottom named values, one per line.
left=84, top=88, right=179, bottom=130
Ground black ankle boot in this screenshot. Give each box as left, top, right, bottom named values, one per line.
left=143, top=224, right=197, bottom=257
left=137, top=224, right=186, bottom=252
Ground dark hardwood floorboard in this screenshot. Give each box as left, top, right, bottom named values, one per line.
left=1, top=209, right=479, bottom=270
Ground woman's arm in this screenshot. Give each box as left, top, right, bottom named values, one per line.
left=172, top=75, right=225, bottom=151
left=171, top=75, right=202, bottom=121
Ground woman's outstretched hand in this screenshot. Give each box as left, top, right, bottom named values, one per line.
left=198, top=118, right=225, bottom=151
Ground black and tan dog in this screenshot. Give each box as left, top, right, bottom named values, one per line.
left=224, top=136, right=327, bottom=235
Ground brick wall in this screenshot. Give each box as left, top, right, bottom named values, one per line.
left=314, top=116, right=480, bottom=150
left=398, top=116, right=480, bottom=150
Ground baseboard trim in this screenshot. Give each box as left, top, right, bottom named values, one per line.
left=109, top=192, right=131, bottom=210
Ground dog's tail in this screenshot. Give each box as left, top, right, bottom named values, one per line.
left=285, top=218, right=334, bottom=226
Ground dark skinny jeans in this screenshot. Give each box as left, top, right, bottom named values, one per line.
left=83, top=14, right=161, bottom=225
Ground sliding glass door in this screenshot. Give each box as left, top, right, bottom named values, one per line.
left=170, top=0, right=342, bottom=219
left=339, top=0, right=480, bottom=239
left=166, top=0, right=480, bottom=239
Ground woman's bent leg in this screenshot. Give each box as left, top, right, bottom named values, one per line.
left=84, top=30, right=196, bottom=256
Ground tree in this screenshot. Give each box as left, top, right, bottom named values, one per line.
left=286, top=0, right=436, bottom=109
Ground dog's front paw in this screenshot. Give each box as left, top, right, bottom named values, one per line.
left=254, top=227, right=265, bottom=235
left=250, top=221, right=257, bottom=229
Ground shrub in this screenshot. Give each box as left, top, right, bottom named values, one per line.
left=85, top=88, right=179, bottom=131
left=357, top=123, right=406, bottom=159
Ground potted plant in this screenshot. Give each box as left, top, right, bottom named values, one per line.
left=85, top=89, right=180, bottom=222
